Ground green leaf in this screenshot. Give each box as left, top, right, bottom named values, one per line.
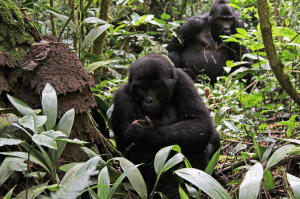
left=179, top=186, right=189, bottom=199
left=0, top=138, right=24, bottom=147
left=239, top=163, right=263, bottom=199
left=286, top=115, right=298, bottom=137
left=77, top=156, right=101, bottom=176
left=215, top=107, right=230, bottom=124
left=54, top=108, right=75, bottom=162
left=83, top=17, right=108, bottom=24
left=51, top=167, right=98, bottom=199
left=185, top=183, right=200, bottom=199
left=252, top=133, right=261, bottom=162
left=0, top=151, right=50, bottom=173
left=161, top=13, right=170, bottom=20
left=16, top=181, right=49, bottom=199
left=154, top=145, right=181, bottom=175
left=236, top=28, right=247, bottom=36
left=46, top=10, right=78, bottom=33
left=162, top=153, right=185, bottom=172
left=205, top=149, right=220, bottom=175
left=19, top=115, right=47, bottom=133
left=81, top=24, right=111, bottom=51
left=61, top=163, right=85, bottom=185
left=287, top=173, right=300, bottom=199
left=86, top=60, right=119, bottom=73
left=114, top=157, right=147, bottom=199
left=261, top=144, right=273, bottom=163
left=7, top=94, right=36, bottom=116
left=224, top=120, right=239, bottom=132
left=264, top=170, right=275, bottom=190
left=230, top=142, right=247, bottom=156
left=285, top=19, right=290, bottom=26
left=32, top=133, right=57, bottom=149
left=24, top=171, right=46, bottom=180
left=98, top=166, right=110, bottom=199
left=175, top=168, right=231, bottom=199
left=0, top=157, right=27, bottom=186
left=108, top=164, right=141, bottom=198
left=266, top=144, right=295, bottom=170
left=42, top=83, right=57, bottom=131
left=56, top=138, right=88, bottom=145
left=3, top=185, right=16, bottom=199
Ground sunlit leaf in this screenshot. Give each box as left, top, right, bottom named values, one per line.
left=16, top=182, right=49, bottom=199
left=46, top=10, right=78, bottom=33
left=287, top=173, right=300, bottom=199
left=81, top=24, right=111, bottom=51
left=266, top=144, right=295, bottom=170
left=42, top=83, right=57, bottom=131
left=0, top=138, right=24, bottom=147
left=239, top=163, right=263, bottom=199
left=175, top=168, right=231, bottom=199
left=19, top=115, right=47, bottom=133
left=7, top=94, right=36, bottom=116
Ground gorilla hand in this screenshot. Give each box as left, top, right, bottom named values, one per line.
left=132, top=116, right=154, bottom=128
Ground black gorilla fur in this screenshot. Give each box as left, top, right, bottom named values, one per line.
left=111, top=54, right=220, bottom=198
left=167, top=0, right=253, bottom=86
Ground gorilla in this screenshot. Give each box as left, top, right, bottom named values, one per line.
left=167, top=0, right=253, bottom=87
left=111, top=54, right=220, bottom=198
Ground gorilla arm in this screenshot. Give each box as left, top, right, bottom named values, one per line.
left=167, top=16, right=206, bottom=68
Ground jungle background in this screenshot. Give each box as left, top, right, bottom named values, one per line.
left=0, top=0, right=300, bottom=198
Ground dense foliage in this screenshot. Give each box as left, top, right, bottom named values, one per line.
left=1, top=0, right=300, bottom=198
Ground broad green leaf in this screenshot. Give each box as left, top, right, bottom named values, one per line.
left=286, top=115, right=298, bottom=137
left=185, top=183, right=200, bottom=199
left=205, top=149, right=220, bottom=175
left=83, top=17, right=108, bottom=24
left=81, top=24, right=111, bottom=51
left=0, top=157, right=27, bottom=186
left=56, top=138, right=88, bottom=145
left=108, top=164, right=141, bottom=198
left=175, top=168, right=231, bottom=199
left=179, top=186, right=189, bottom=199
left=278, top=138, right=300, bottom=145
left=77, top=156, right=101, bottom=175
left=252, top=133, right=261, bottom=162
left=42, top=130, right=66, bottom=139
left=161, top=13, right=170, bottom=20
left=114, top=157, right=147, bottom=199
left=86, top=60, right=119, bottom=73
left=54, top=108, right=75, bottom=162
left=215, top=107, right=230, bottom=124
left=285, top=19, right=290, bottom=26
left=10, top=123, right=32, bottom=138
left=230, top=142, right=247, bottom=156
left=32, top=134, right=57, bottom=149
left=264, top=170, right=275, bottom=190
left=162, top=153, right=185, bottom=172
left=0, top=152, right=50, bottom=173
left=24, top=171, right=46, bottom=180
left=81, top=147, right=99, bottom=158
left=266, top=144, right=295, bottom=170
left=224, top=120, right=239, bottom=132
left=3, top=185, right=16, bottom=199
left=98, top=166, right=110, bottom=199
left=7, top=94, right=36, bottom=116
left=154, top=145, right=181, bottom=175
left=42, top=83, right=57, bottom=131
left=236, top=28, right=247, bottom=36
left=61, top=163, right=85, bottom=185
left=19, top=115, right=47, bottom=133
left=46, top=10, right=78, bottom=33
left=262, top=144, right=273, bottom=163
left=51, top=167, right=98, bottom=199
left=60, top=162, right=82, bottom=172
left=287, top=173, right=300, bottom=199
left=16, top=181, right=49, bottom=199
left=0, top=138, right=24, bottom=147
left=239, top=163, right=263, bottom=199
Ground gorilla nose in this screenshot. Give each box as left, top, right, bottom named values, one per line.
left=144, top=97, right=153, bottom=104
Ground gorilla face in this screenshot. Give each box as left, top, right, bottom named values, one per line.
left=128, top=55, right=177, bottom=116
left=209, top=3, right=236, bottom=39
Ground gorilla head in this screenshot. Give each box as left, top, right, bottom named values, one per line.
left=127, top=55, right=177, bottom=116
left=208, top=0, right=238, bottom=40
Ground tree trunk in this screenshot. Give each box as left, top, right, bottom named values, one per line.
left=257, top=0, right=300, bottom=105
left=92, top=0, right=112, bottom=84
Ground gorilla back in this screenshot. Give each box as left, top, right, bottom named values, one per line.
left=167, top=0, right=253, bottom=86
left=111, top=54, right=220, bottom=198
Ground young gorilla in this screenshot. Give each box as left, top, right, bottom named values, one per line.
left=111, top=54, right=220, bottom=198
left=167, top=0, right=253, bottom=87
